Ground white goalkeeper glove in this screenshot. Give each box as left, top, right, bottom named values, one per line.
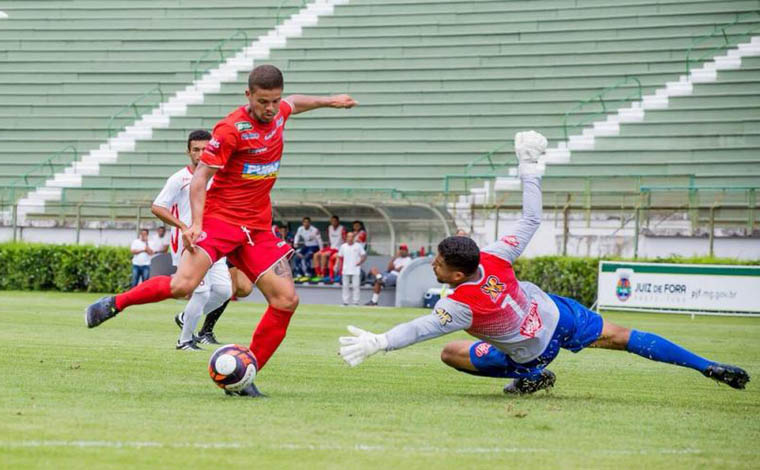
left=338, top=325, right=389, bottom=367
left=514, top=130, right=547, bottom=177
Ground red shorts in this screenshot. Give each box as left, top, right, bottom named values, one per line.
left=196, top=217, right=294, bottom=283
left=318, top=247, right=338, bottom=256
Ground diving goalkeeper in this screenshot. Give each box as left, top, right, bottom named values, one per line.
left=338, top=131, right=749, bottom=394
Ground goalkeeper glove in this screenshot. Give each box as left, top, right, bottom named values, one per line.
left=514, top=130, right=547, bottom=177
left=338, top=325, right=389, bottom=367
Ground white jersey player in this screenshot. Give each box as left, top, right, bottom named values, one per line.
left=151, top=130, right=233, bottom=350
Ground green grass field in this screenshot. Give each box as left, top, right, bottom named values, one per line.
left=0, top=291, right=758, bottom=469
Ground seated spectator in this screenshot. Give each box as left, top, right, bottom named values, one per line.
left=292, top=217, right=322, bottom=283
left=149, top=225, right=170, bottom=258
left=313, top=215, right=346, bottom=284
left=130, top=228, right=154, bottom=287
left=365, top=243, right=412, bottom=306
left=352, top=220, right=368, bottom=249
left=337, top=231, right=366, bottom=306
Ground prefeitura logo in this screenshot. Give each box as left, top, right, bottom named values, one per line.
left=615, top=268, right=633, bottom=302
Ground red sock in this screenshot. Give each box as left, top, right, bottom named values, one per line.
left=314, top=265, right=323, bottom=277
left=328, top=256, right=337, bottom=279
left=114, top=275, right=173, bottom=311
left=249, top=306, right=294, bottom=370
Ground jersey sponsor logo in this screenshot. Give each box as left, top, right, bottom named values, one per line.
left=241, top=160, right=280, bottom=180
left=276, top=116, right=284, bottom=127
left=519, top=301, right=543, bottom=338
left=245, top=146, right=269, bottom=155
left=501, top=235, right=519, bottom=247
left=235, top=121, right=253, bottom=131
left=481, top=275, right=505, bottom=303
left=264, top=128, right=277, bottom=140
left=434, top=307, right=452, bottom=326
left=474, top=342, right=491, bottom=358
left=208, top=138, right=221, bottom=148
left=240, top=132, right=260, bottom=140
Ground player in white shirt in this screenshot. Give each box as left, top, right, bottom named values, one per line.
left=313, top=215, right=346, bottom=283
left=151, top=130, right=233, bottom=350
left=337, top=231, right=367, bottom=305
left=292, top=216, right=323, bottom=282
left=365, top=244, right=413, bottom=306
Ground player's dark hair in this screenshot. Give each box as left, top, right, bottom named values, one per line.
left=248, top=64, right=284, bottom=91
left=438, top=236, right=479, bottom=276
left=352, top=220, right=364, bottom=230
left=331, top=215, right=339, bottom=221
left=140, top=228, right=149, bottom=234
left=187, top=129, right=211, bottom=150
left=303, top=216, right=311, bottom=222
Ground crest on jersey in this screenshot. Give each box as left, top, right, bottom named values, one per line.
left=501, top=235, right=519, bottom=247
left=235, top=121, right=253, bottom=131
left=434, top=307, right=452, bottom=326
left=481, top=275, right=505, bottom=302
left=474, top=342, right=491, bottom=358
left=519, top=302, right=543, bottom=338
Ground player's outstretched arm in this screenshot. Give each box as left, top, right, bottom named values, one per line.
left=483, top=130, right=546, bottom=263
left=151, top=205, right=185, bottom=231
left=285, top=94, right=357, bottom=115
left=338, top=298, right=472, bottom=367
left=184, top=163, right=217, bottom=251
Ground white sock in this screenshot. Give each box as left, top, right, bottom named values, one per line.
left=371, top=293, right=379, bottom=303
left=181, top=290, right=210, bottom=343
left=203, top=284, right=232, bottom=315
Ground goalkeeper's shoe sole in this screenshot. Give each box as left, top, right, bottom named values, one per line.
left=224, top=382, right=266, bottom=398
left=703, top=363, right=750, bottom=389
left=503, top=369, right=556, bottom=395
left=85, top=296, right=119, bottom=328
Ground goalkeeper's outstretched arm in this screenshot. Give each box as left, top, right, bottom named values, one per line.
left=338, top=297, right=472, bottom=367
left=482, top=131, right=546, bottom=264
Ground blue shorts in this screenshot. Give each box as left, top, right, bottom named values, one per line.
left=469, top=294, right=604, bottom=379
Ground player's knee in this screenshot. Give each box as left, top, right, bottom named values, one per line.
left=235, top=282, right=253, bottom=298
left=170, top=277, right=197, bottom=298
left=440, top=344, right=461, bottom=368
left=271, top=292, right=299, bottom=312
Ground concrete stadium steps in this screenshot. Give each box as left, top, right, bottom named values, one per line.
left=0, top=0, right=306, bottom=204
left=2, top=0, right=758, bottom=221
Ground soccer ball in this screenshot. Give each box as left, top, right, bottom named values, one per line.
left=208, top=344, right=257, bottom=392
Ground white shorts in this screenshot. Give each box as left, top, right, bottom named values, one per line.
left=194, top=257, right=231, bottom=294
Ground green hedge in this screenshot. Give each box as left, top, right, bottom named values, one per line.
left=0, top=243, right=757, bottom=301
left=0, top=243, right=132, bottom=293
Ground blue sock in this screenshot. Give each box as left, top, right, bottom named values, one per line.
left=626, top=330, right=712, bottom=372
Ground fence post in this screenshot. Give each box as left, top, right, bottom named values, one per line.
left=748, top=188, right=756, bottom=235
left=562, top=195, right=570, bottom=256
left=494, top=206, right=500, bottom=241
left=709, top=205, right=716, bottom=257
left=136, top=206, right=142, bottom=236
left=75, top=204, right=82, bottom=244
left=634, top=207, right=640, bottom=259
left=12, top=202, right=18, bottom=242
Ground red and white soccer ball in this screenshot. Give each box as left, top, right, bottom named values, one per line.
left=208, top=344, right=257, bottom=392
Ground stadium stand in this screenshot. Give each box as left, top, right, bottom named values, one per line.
left=0, top=0, right=758, bottom=242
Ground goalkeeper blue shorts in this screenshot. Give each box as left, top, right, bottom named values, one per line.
left=469, top=294, right=603, bottom=378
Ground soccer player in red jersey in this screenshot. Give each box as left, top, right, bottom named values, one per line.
left=86, top=64, right=357, bottom=396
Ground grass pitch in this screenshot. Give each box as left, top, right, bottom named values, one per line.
left=0, top=291, right=758, bottom=469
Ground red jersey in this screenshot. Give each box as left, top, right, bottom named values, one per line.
left=200, top=100, right=293, bottom=229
